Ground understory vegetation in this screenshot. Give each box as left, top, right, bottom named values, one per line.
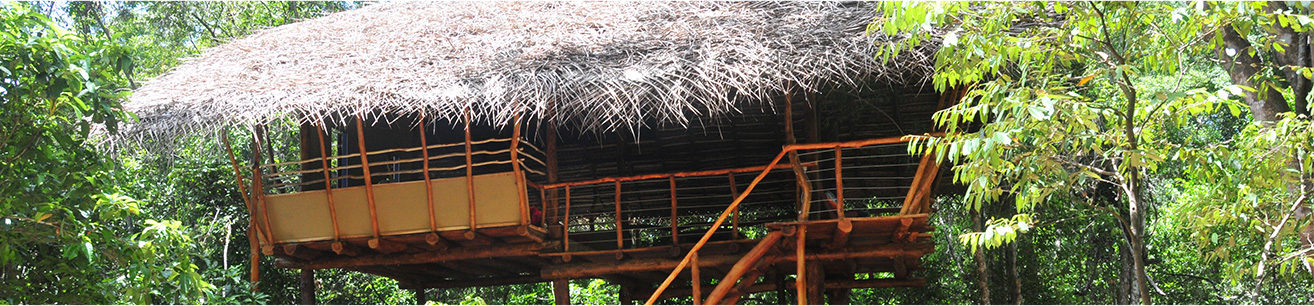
left=1, top=1, right=1311, bottom=304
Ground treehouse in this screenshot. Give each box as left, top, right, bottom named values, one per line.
left=124, top=2, right=954, bottom=304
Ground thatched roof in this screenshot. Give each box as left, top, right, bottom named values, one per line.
left=125, top=1, right=934, bottom=142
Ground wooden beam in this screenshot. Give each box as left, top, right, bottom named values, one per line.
left=403, top=275, right=547, bottom=289
left=274, top=242, right=554, bottom=269
left=282, top=244, right=324, bottom=261
left=826, top=218, right=853, bottom=250
left=542, top=253, right=743, bottom=280
left=645, top=278, right=927, bottom=302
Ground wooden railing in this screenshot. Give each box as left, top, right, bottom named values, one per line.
left=643, top=133, right=941, bottom=305
left=224, top=115, right=545, bottom=253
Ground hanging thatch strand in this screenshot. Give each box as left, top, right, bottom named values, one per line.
left=123, top=1, right=934, bottom=145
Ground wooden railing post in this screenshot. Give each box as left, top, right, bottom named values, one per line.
left=251, top=125, right=275, bottom=254
left=834, top=147, right=846, bottom=218
left=463, top=107, right=478, bottom=235
left=669, top=176, right=679, bottom=245
left=563, top=186, right=572, bottom=253
left=728, top=173, right=740, bottom=239
left=220, top=131, right=261, bottom=286
left=314, top=123, right=343, bottom=252
left=510, top=114, right=528, bottom=226
left=418, top=114, right=442, bottom=247
left=354, top=116, right=383, bottom=249
left=614, top=181, right=624, bottom=252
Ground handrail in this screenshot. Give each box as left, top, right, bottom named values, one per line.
left=643, top=133, right=938, bottom=305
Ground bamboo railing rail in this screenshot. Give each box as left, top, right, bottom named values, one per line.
left=642, top=133, right=940, bottom=305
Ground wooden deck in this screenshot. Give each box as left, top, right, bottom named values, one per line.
left=271, top=214, right=934, bottom=304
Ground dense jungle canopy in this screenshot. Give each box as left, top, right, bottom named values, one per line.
left=1, top=1, right=1312, bottom=304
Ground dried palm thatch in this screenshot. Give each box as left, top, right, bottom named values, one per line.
left=123, top=1, right=935, bottom=146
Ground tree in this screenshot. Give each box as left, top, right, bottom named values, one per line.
left=877, top=2, right=1284, bottom=304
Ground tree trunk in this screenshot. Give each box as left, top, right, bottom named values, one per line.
left=1125, top=179, right=1150, bottom=305
left=972, top=208, right=991, bottom=304
left=1218, top=23, right=1293, bottom=121
left=1009, top=238, right=1022, bottom=305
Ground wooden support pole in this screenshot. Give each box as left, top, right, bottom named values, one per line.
left=354, top=116, right=383, bottom=248
left=251, top=126, right=275, bottom=253
left=670, top=176, right=679, bottom=245
left=553, top=279, right=571, bottom=305
left=414, top=288, right=427, bottom=305
left=511, top=114, right=529, bottom=226
left=545, top=119, right=560, bottom=235
left=419, top=114, right=438, bottom=237
left=300, top=269, right=316, bottom=305
left=795, top=229, right=807, bottom=305
left=563, top=186, right=572, bottom=252
left=834, top=147, right=845, bottom=217
left=900, top=152, right=934, bottom=215
left=729, top=173, right=740, bottom=239
left=806, top=260, right=825, bottom=305
left=220, top=131, right=261, bottom=287
left=463, top=108, right=477, bottom=233
left=314, top=123, right=342, bottom=243
left=615, top=181, right=624, bottom=252
left=691, top=251, right=702, bottom=305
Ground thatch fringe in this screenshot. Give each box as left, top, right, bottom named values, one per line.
left=122, top=1, right=935, bottom=149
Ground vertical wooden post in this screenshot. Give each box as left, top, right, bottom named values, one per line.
left=510, top=114, right=528, bottom=226
left=299, top=269, right=316, bottom=305
left=251, top=126, right=275, bottom=253
left=615, top=181, right=624, bottom=251
left=414, top=288, right=427, bottom=305
left=795, top=231, right=807, bottom=305
left=464, top=107, right=477, bottom=233
left=805, top=260, right=825, bottom=305
left=691, top=251, right=702, bottom=305
left=563, top=186, right=572, bottom=252
left=669, top=176, right=678, bottom=245
left=545, top=119, right=560, bottom=235
left=419, top=115, right=436, bottom=232
left=314, top=124, right=342, bottom=245
left=834, top=147, right=845, bottom=218
left=354, top=116, right=382, bottom=248
left=728, top=173, right=740, bottom=239
left=220, top=131, right=261, bottom=287
left=418, top=114, right=443, bottom=246
left=553, top=279, right=571, bottom=305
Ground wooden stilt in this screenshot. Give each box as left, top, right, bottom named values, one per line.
left=553, top=279, right=571, bottom=305
left=827, top=274, right=853, bottom=305
left=299, top=269, right=316, bottom=305
left=806, top=260, right=825, bottom=305
left=795, top=230, right=807, bottom=305
left=414, top=288, right=427, bottom=305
